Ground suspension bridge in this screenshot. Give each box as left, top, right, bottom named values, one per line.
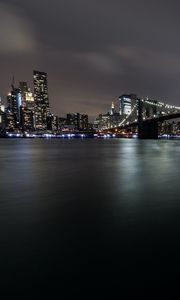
left=107, top=98, right=180, bottom=139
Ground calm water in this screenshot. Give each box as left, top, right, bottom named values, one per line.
left=1, top=138, right=180, bottom=291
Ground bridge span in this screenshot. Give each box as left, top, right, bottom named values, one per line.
left=107, top=98, right=180, bottom=139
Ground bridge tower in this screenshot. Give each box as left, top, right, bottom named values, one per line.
left=138, top=99, right=159, bottom=139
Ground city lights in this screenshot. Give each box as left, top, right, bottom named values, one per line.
left=1, top=77, right=180, bottom=139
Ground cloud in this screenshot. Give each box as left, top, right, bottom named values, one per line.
left=1, top=0, right=180, bottom=116
left=112, top=46, right=180, bottom=75
left=0, top=3, right=37, bottom=54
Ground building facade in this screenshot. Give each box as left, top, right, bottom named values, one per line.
left=7, top=85, right=22, bottom=130
left=0, top=99, right=6, bottom=133
left=66, top=113, right=89, bottom=131
left=119, top=94, right=137, bottom=122
left=33, top=71, right=49, bottom=130
left=19, top=82, right=35, bottom=131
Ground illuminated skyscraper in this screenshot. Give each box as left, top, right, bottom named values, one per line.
left=110, top=101, right=115, bottom=115
left=0, top=97, right=5, bottom=132
left=19, top=82, right=34, bottom=112
left=119, top=94, right=137, bottom=122
left=19, top=82, right=35, bottom=131
left=33, top=71, right=49, bottom=130
left=7, top=83, right=22, bottom=129
left=19, top=81, right=28, bottom=107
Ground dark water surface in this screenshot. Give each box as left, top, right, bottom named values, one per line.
left=1, top=138, right=180, bottom=291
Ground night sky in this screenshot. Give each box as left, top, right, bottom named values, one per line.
left=0, top=0, right=180, bottom=119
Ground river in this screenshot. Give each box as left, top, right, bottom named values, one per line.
left=0, top=138, right=180, bottom=291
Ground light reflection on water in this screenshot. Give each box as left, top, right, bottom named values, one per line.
left=0, top=138, right=180, bottom=290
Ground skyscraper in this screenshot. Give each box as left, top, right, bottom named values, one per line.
left=33, top=71, right=49, bottom=130
left=119, top=94, right=137, bottom=122
left=19, top=81, right=35, bottom=131
left=19, top=81, right=28, bottom=108
left=7, top=83, right=22, bottom=129
left=0, top=98, right=6, bottom=132
left=110, top=101, right=115, bottom=115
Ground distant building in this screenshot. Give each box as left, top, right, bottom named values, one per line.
left=33, top=71, right=49, bottom=130
left=94, top=113, right=111, bottom=130
left=110, top=101, right=115, bottom=115
left=0, top=97, right=5, bottom=113
left=66, top=113, right=89, bottom=131
left=80, top=114, right=88, bottom=130
left=19, top=82, right=35, bottom=131
left=0, top=100, right=6, bottom=132
left=7, top=85, right=22, bottom=129
left=47, top=114, right=59, bottom=132
left=19, top=81, right=28, bottom=107
left=66, top=113, right=79, bottom=130
left=5, top=110, right=16, bottom=131
left=24, top=90, right=34, bottom=111
left=58, top=117, right=66, bottom=131
left=94, top=111, right=121, bottom=131
left=160, top=121, right=178, bottom=135
left=119, top=94, right=137, bottom=114
left=21, top=108, right=34, bottom=131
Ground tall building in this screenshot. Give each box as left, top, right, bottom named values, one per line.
left=110, top=101, right=115, bottom=115
left=33, top=71, right=50, bottom=130
left=0, top=97, right=5, bottom=113
left=24, top=89, right=34, bottom=111
left=119, top=94, right=137, bottom=122
left=7, top=84, right=22, bottom=129
left=19, top=82, right=35, bottom=131
left=19, top=81, right=28, bottom=107
left=0, top=98, right=6, bottom=132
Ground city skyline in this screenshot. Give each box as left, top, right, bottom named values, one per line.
left=2, top=70, right=92, bottom=120
left=0, top=70, right=91, bottom=134
left=1, top=0, right=180, bottom=119
left=2, top=74, right=180, bottom=139
left=1, top=70, right=180, bottom=122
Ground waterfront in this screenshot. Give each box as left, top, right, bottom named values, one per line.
left=1, top=139, right=180, bottom=291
